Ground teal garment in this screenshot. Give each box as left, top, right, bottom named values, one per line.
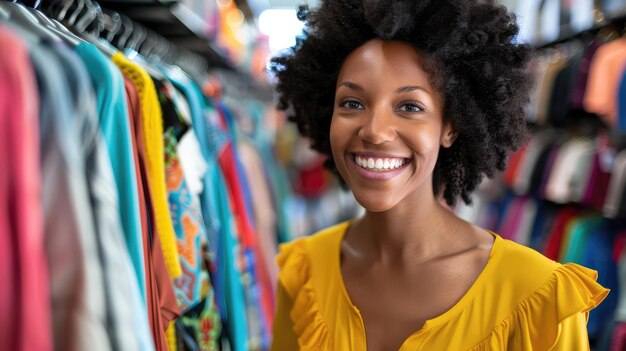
left=74, top=43, right=146, bottom=304
left=245, top=102, right=293, bottom=243
left=561, top=215, right=604, bottom=264
left=55, top=43, right=154, bottom=351
left=208, top=158, right=250, bottom=351
left=163, top=67, right=249, bottom=351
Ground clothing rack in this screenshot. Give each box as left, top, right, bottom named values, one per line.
left=535, top=12, right=626, bottom=49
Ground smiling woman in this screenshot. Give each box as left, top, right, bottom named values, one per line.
left=330, top=40, right=454, bottom=213
left=269, top=1, right=609, bottom=350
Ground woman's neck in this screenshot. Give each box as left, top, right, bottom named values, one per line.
left=348, top=192, right=467, bottom=266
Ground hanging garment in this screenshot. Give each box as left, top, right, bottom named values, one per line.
left=580, top=138, right=612, bottom=209
left=604, top=149, right=626, bottom=219
left=55, top=43, right=153, bottom=351
left=164, top=68, right=249, bottom=351
left=544, top=137, right=595, bottom=204
left=112, top=54, right=181, bottom=351
left=122, top=71, right=179, bottom=351
left=158, top=78, right=222, bottom=349
left=560, top=215, right=604, bottom=263
left=213, top=103, right=273, bottom=349
left=112, top=52, right=182, bottom=279
left=162, top=105, right=208, bottom=312
left=74, top=42, right=147, bottom=303
left=570, top=39, right=604, bottom=109
left=29, top=37, right=111, bottom=351
left=238, top=139, right=279, bottom=298
left=535, top=52, right=569, bottom=124
left=546, top=43, right=584, bottom=125
left=512, top=129, right=554, bottom=195
left=581, top=228, right=620, bottom=339
left=543, top=206, right=579, bottom=260
left=584, top=38, right=626, bottom=126
left=611, top=323, right=626, bottom=351
left=0, top=24, right=53, bottom=351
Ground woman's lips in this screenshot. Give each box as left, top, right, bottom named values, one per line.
left=348, top=153, right=411, bottom=180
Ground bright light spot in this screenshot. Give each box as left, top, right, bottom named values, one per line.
left=226, top=9, right=245, bottom=28
left=258, top=9, right=304, bottom=53
left=217, top=0, right=232, bottom=8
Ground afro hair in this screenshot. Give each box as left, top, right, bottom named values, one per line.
left=270, top=0, right=534, bottom=206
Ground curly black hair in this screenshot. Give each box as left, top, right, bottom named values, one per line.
left=270, top=0, right=533, bottom=205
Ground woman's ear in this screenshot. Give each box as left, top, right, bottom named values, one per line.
left=441, top=121, right=457, bottom=148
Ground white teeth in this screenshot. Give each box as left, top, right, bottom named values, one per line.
left=354, top=155, right=407, bottom=171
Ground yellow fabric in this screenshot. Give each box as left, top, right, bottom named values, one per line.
left=166, top=322, right=177, bottom=351
left=112, top=53, right=182, bottom=279
left=272, top=221, right=609, bottom=350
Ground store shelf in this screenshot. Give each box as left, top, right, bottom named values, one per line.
left=99, top=0, right=233, bottom=69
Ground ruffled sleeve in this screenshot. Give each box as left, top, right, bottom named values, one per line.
left=276, top=239, right=332, bottom=350
left=471, top=263, right=609, bottom=350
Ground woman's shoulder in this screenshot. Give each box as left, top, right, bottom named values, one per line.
left=276, top=221, right=349, bottom=296
left=465, top=233, right=609, bottom=349
left=486, top=234, right=607, bottom=308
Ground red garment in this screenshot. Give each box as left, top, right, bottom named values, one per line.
left=123, top=75, right=179, bottom=350
left=0, top=25, right=53, bottom=351
left=503, top=142, right=530, bottom=188
left=582, top=148, right=612, bottom=210
left=215, top=106, right=274, bottom=335
left=543, top=207, right=579, bottom=260
left=614, top=231, right=626, bottom=263
left=218, top=144, right=274, bottom=330
left=295, top=160, right=329, bottom=198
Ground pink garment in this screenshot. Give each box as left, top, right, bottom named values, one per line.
left=0, top=25, right=53, bottom=351
left=584, top=38, right=626, bottom=127
left=611, top=322, right=626, bottom=351
left=498, top=196, right=527, bottom=241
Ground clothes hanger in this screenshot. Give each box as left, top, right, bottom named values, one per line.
left=0, top=1, right=61, bottom=41
left=101, top=9, right=121, bottom=43
left=66, top=0, right=84, bottom=27
left=151, top=33, right=171, bottom=63
left=72, top=0, right=120, bottom=56
left=127, top=26, right=169, bottom=80
left=28, top=0, right=84, bottom=46
left=137, top=28, right=155, bottom=58
left=115, top=15, right=133, bottom=50
left=125, top=21, right=146, bottom=53
left=52, top=0, right=74, bottom=22
left=74, top=0, right=97, bottom=34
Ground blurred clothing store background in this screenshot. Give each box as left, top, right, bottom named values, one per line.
left=1, top=0, right=626, bottom=350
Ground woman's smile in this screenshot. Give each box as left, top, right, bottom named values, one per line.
left=347, top=152, right=413, bottom=180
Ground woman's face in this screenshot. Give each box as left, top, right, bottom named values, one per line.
left=330, top=39, right=454, bottom=212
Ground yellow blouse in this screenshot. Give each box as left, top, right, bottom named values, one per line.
left=272, top=221, right=609, bottom=350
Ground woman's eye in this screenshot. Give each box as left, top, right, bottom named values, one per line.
left=398, top=103, right=423, bottom=112
left=341, top=100, right=364, bottom=110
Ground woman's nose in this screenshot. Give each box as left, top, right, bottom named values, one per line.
left=357, top=108, right=396, bottom=145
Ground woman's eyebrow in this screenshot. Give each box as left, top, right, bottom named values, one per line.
left=337, top=81, right=364, bottom=91
left=338, top=82, right=432, bottom=97
left=396, top=85, right=432, bottom=96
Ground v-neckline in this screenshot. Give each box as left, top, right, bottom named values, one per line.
left=333, top=220, right=502, bottom=350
